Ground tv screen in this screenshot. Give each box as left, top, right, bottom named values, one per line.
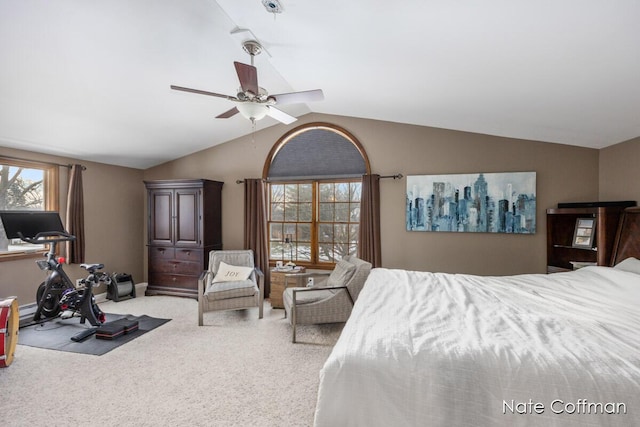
left=0, top=211, right=65, bottom=239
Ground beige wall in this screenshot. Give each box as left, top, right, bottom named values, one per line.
left=6, top=113, right=628, bottom=308
left=145, top=113, right=600, bottom=276
left=0, top=147, right=145, bottom=305
left=599, top=136, right=640, bottom=202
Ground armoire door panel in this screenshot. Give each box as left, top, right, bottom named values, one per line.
left=149, top=190, right=173, bottom=245
left=175, top=189, right=200, bottom=246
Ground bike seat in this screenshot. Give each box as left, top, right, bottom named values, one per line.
left=80, top=263, right=104, bottom=272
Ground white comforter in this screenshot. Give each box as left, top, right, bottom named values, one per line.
left=314, top=267, right=640, bottom=427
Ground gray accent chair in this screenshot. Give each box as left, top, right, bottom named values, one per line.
left=197, top=250, right=264, bottom=326
left=283, top=255, right=372, bottom=343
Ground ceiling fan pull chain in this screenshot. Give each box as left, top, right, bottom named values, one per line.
left=251, top=120, right=258, bottom=149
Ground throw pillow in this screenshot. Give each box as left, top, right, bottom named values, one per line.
left=327, top=259, right=356, bottom=287
left=613, top=257, right=640, bottom=275
left=213, top=261, right=253, bottom=283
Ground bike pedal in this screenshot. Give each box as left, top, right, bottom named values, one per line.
left=60, top=310, right=75, bottom=319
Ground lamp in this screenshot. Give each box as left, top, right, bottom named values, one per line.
left=284, top=234, right=295, bottom=266
left=236, top=102, right=269, bottom=122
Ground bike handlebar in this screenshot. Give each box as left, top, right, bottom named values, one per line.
left=18, top=230, right=76, bottom=244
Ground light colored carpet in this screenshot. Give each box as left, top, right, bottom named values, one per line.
left=1, top=295, right=343, bottom=427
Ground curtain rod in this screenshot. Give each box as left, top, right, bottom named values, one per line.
left=65, top=164, right=87, bottom=170
left=237, top=174, right=403, bottom=183
left=1, top=154, right=86, bottom=170
left=236, top=179, right=267, bottom=184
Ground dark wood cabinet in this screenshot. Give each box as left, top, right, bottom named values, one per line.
left=145, top=179, right=223, bottom=298
left=546, top=205, right=630, bottom=273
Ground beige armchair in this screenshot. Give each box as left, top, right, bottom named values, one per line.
left=197, top=250, right=264, bottom=326
left=283, top=255, right=372, bottom=343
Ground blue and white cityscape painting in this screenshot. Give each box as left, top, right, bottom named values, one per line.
left=406, top=172, right=536, bottom=233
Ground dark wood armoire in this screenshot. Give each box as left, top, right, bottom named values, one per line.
left=145, top=179, right=223, bottom=298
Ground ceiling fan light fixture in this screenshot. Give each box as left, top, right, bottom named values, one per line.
left=171, top=24, right=323, bottom=126
left=236, top=102, right=269, bottom=121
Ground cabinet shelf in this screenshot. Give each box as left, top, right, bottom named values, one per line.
left=552, top=244, right=597, bottom=251
left=546, top=204, right=632, bottom=273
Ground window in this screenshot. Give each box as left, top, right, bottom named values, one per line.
left=0, top=157, right=59, bottom=256
left=269, top=180, right=362, bottom=265
left=264, top=123, right=370, bottom=267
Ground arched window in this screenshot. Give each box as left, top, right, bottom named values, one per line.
left=263, top=123, right=370, bottom=267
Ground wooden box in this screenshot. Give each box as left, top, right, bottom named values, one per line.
left=270, top=268, right=306, bottom=309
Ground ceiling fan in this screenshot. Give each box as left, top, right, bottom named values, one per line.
left=170, top=40, right=324, bottom=125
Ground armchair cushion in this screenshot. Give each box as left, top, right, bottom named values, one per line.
left=327, top=259, right=356, bottom=287
left=205, top=279, right=257, bottom=301
left=213, top=261, right=253, bottom=283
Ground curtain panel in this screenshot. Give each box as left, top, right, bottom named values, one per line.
left=359, top=174, right=381, bottom=267
left=65, top=164, right=85, bottom=264
left=243, top=179, right=270, bottom=296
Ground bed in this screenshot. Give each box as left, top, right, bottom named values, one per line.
left=314, top=208, right=640, bottom=427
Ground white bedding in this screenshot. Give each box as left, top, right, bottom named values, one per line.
left=314, top=267, right=640, bottom=427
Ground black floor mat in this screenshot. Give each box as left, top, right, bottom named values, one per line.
left=18, top=313, right=170, bottom=355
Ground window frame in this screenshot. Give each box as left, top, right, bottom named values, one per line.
left=0, top=157, right=60, bottom=261
left=267, top=178, right=362, bottom=268
left=263, top=122, right=370, bottom=269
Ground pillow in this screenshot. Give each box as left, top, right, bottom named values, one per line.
left=327, top=259, right=356, bottom=287
left=213, top=261, right=253, bottom=283
left=613, top=257, right=640, bottom=275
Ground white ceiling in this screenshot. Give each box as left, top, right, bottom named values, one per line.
left=1, top=0, right=638, bottom=169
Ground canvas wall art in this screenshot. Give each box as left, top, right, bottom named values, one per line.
left=406, top=172, right=536, bottom=233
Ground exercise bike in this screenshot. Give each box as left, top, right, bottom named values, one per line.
left=20, top=230, right=107, bottom=326
left=0, top=211, right=108, bottom=327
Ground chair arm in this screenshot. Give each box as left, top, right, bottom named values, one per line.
left=255, top=268, right=265, bottom=294
left=198, top=270, right=212, bottom=297
left=284, top=271, right=330, bottom=288
left=291, top=285, right=354, bottom=305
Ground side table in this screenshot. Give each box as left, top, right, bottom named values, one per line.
left=270, top=267, right=305, bottom=309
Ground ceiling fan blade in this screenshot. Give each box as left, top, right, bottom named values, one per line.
left=170, top=85, right=236, bottom=100
left=216, top=107, right=239, bottom=119
left=234, top=62, right=259, bottom=96
left=266, top=106, right=297, bottom=125
left=270, top=89, right=324, bottom=105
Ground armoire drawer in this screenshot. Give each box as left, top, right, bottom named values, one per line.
left=151, top=260, right=202, bottom=275
left=175, top=248, right=203, bottom=262
left=149, top=273, right=198, bottom=289
left=149, top=246, right=176, bottom=261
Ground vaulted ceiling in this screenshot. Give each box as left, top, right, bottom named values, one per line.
left=1, top=1, right=638, bottom=169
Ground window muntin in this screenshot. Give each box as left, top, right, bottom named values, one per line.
left=268, top=180, right=361, bottom=266
left=0, top=158, right=59, bottom=256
